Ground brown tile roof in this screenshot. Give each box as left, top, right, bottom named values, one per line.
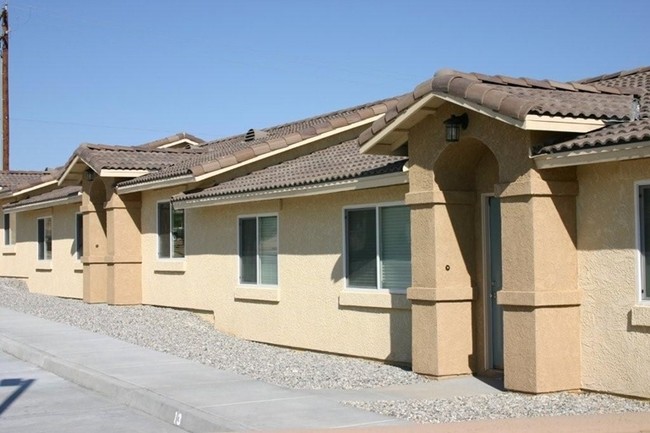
left=118, top=97, right=400, bottom=188
left=359, top=69, right=643, bottom=147
left=4, top=185, right=81, bottom=210
left=535, top=118, right=650, bottom=155
left=74, top=143, right=202, bottom=172
left=0, top=170, right=49, bottom=190
left=172, top=140, right=407, bottom=202
left=579, top=66, right=650, bottom=117
left=535, top=66, right=650, bottom=155
left=136, top=132, right=205, bottom=149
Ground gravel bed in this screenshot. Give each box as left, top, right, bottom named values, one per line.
left=344, top=392, right=650, bottom=424
left=0, top=279, right=427, bottom=390
left=2, top=278, right=648, bottom=423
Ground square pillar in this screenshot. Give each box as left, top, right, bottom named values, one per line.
left=497, top=178, right=582, bottom=393
left=406, top=190, right=476, bottom=376
left=105, top=191, right=142, bottom=305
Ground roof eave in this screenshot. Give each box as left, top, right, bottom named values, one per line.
left=533, top=140, right=650, bottom=169
left=99, top=169, right=150, bottom=178
left=117, top=114, right=385, bottom=194
left=5, top=192, right=81, bottom=214
left=115, top=173, right=194, bottom=194
left=0, top=179, right=59, bottom=201
left=193, top=114, right=384, bottom=183
left=173, top=171, right=408, bottom=210
left=360, top=93, right=613, bottom=154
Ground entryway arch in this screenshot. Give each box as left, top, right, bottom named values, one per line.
left=432, top=137, right=502, bottom=372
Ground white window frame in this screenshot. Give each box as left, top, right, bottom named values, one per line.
left=3, top=212, right=14, bottom=246
left=156, top=200, right=185, bottom=260
left=237, top=213, right=279, bottom=287
left=75, top=212, right=83, bottom=260
left=37, top=216, right=53, bottom=261
left=635, top=181, right=650, bottom=303
left=342, top=201, right=411, bottom=293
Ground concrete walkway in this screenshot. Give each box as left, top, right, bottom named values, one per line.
left=1, top=307, right=649, bottom=433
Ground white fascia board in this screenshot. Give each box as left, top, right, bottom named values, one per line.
left=115, top=173, right=194, bottom=194
left=432, top=93, right=526, bottom=129
left=157, top=139, right=199, bottom=149
left=99, top=169, right=150, bottom=178
left=174, top=171, right=408, bottom=210
left=193, top=114, right=384, bottom=183
left=5, top=194, right=82, bottom=214
left=9, top=179, right=58, bottom=197
left=57, top=155, right=82, bottom=186
left=359, top=94, right=436, bottom=154
left=523, top=115, right=605, bottom=133
left=533, top=140, right=650, bottom=169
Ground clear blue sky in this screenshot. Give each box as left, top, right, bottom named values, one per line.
left=5, top=0, right=649, bottom=170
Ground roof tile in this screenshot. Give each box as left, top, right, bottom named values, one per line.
left=359, top=68, right=646, bottom=147
left=536, top=118, right=650, bottom=155
left=117, top=96, right=401, bottom=188
left=173, top=140, right=407, bottom=202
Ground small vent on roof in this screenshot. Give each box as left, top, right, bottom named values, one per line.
left=244, top=128, right=268, bottom=142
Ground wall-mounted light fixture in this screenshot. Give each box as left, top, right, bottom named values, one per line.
left=84, top=169, right=96, bottom=182
left=443, top=113, right=469, bottom=142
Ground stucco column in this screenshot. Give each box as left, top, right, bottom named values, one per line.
left=105, top=191, right=142, bottom=305
left=81, top=177, right=109, bottom=303
left=497, top=177, right=581, bottom=393
left=406, top=190, right=475, bottom=376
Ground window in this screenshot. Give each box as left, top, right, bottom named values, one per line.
left=37, top=217, right=52, bottom=261
left=157, top=202, right=184, bottom=258
left=3, top=212, right=14, bottom=246
left=239, top=215, right=278, bottom=285
left=75, top=213, right=83, bottom=259
left=639, top=185, right=650, bottom=300
left=345, top=204, right=411, bottom=291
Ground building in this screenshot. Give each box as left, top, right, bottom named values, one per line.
left=1, top=66, right=649, bottom=398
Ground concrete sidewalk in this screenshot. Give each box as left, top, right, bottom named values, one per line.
left=1, top=307, right=649, bottom=433
left=0, top=308, right=409, bottom=432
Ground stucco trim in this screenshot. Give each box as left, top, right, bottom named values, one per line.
left=407, top=286, right=473, bottom=302
left=497, top=290, right=582, bottom=307
left=533, top=140, right=650, bottom=169
left=631, top=305, right=650, bottom=327
left=496, top=179, right=579, bottom=198
left=338, top=291, right=410, bottom=310
left=234, top=286, right=280, bottom=303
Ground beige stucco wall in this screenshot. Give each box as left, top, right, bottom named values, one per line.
left=577, top=159, right=650, bottom=398
left=140, top=184, right=413, bottom=363
left=1, top=203, right=83, bottom=298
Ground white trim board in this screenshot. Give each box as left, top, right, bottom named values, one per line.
left=533, top=141, right=650, bottom=169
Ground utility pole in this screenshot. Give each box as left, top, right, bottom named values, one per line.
left=1, top=4, right=9, bottom=171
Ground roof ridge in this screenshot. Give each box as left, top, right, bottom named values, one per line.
left=577, top=65, right=650, bottom=84
left=433, top=69, right=642, bottom=95
left=199, top=96, right=401, bottom=149
left=137, top=132, right=205, bottom=149
left=0, top=170, right=48, bottom=175
left=81, top=143, right=200, bottom=154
